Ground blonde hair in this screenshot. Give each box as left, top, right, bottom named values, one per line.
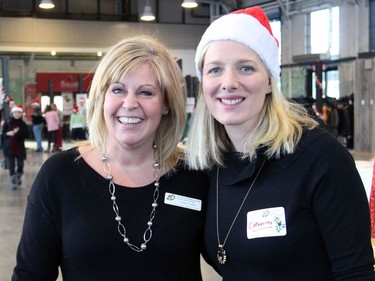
left=85, top=35, right=186, bottom=171
left=186, top=77, right=317, bottom=170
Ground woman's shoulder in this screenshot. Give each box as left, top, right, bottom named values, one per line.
left=169, top=160, right=209, bottom=184
left=300, top=127, right=349, bottom=153
left=41, top=148, right=81, bottom=172
left=285, top=127, right=354, bottom=165
left=163, top=160, right=209, bottom=197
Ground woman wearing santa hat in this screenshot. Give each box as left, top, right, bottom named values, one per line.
left=2, top=104, right=28, bottom=190
left=186, top=6, right=375, bottom=280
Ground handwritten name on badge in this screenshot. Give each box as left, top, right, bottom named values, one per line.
left=164, top=192, right=202, bottom=211
left=247, top=207, right=287, bottom=239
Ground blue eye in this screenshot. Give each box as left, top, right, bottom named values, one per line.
left=241, top=65, right=255, bottom=72
left=207, top=67, right=221, bottom=75
left=112, top=87, right=123, bottom=95
left=139, top=90, right=153, bottom=97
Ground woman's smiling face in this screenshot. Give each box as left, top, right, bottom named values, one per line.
left=202, top=40, right=271, bottom=135
left=103, top=63, right=167, bottom=149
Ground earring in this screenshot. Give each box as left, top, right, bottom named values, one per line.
left=164, top=110, right=169, bottom=115
left=267, top=89, right=272, bottom=94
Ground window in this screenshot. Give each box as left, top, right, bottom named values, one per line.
left=310, top=7, right=339, bottom=56
left=311, top=7, right=339, bottom=99
left=270, top=20, right=281, bottom=64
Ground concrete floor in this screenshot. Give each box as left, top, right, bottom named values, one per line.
left=1, top=140, right=373, bottom=281
left=0, top=140, right=222, bottom=281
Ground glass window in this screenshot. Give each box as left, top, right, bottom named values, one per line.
left=271, top=20, right=281, bottom=64
left=311, top=7, right=339, bottom=56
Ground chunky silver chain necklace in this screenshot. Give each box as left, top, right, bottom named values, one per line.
left=101, top=144, right=161, bottom=252
left=216, top=159, right=266, bottom=264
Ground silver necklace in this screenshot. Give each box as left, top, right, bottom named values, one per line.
left=101, top=144, right=161, bottom=252
left=216, top=159, right=266, bottom=264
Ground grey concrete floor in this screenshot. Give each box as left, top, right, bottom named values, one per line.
left=0, top=140, right=222, bottom=281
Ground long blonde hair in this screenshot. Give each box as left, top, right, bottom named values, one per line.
left=85, top=35, right=187, bottom=171
left=186, top=77, right=317, bottom=170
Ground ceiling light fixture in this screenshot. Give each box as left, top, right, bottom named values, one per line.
left=140, top=0, right=155, bottom=21
left=39, top=0, right=55, bottom=9
left=181, top=0, right=198, bottom=8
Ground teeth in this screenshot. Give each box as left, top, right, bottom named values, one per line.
left=221, top=98, right=243, bottom=105
left=118, top=117, right=142, bottom=124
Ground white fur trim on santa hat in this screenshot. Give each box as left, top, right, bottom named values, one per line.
left=195, top=12, right=280, bottom=81
left=11, top=105, right=23, bottom=113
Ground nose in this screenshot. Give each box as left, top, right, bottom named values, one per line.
left=221, top=70, right=239, bottom=92
left=122, top=93, right=138, bottom=110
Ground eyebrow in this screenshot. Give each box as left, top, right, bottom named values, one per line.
left=204, top=58, right=257, bottom=65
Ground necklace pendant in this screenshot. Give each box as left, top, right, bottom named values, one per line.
left=217, top=245, right=227, bottom=264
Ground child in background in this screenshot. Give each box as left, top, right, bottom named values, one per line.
left=69, top=105, right=86, bottom=141
left=2, top=104, right=28, bottom=190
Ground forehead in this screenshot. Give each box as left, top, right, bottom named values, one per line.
left=203, top=40, right=266, bottom=68
left=117, top=63, right=160, bottom=86
left=205, top=40, right=260, bottom=60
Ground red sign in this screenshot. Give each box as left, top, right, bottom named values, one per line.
left=24, top=83, right=38, bottom=124
left=36, top=73, right=94, bottom=93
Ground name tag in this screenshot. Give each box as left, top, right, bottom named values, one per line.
left=247, top=207, right=287, bottom=239
left=164, top=192, right=202, bottom=211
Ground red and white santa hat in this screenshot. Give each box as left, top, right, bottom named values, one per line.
left=32, top=99, right=40, bottom=107
left=195, top=6, right=280, bottom=81
left=11, top=104, right=23, bottom=113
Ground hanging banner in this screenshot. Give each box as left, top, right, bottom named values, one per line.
left=24, top=83, right=38, bottom=124
left=36, top=73, right=93, bottom=93
left=61, top=92, right=73, bottom=116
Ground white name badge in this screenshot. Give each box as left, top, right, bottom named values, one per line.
left=247, top=207, right=287, bottom=239
left=164, top=192, right=202, bottom=211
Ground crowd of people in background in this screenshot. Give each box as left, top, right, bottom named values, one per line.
left=0, top=98, right=88, bottom=189
left=17, top=100, right=87, bottom=153
left=293, top=93, right=354, bottom=149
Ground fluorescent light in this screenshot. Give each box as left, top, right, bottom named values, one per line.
left=39, top=0, right=55, bottom=9
left=140, top=3, right=155, bottom=21
left=181, top=0, right=198, bottom=8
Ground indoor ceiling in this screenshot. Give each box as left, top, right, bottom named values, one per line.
left=0, top=0, right=348, bottom=61
left=0, top=0, right=346, bottom=23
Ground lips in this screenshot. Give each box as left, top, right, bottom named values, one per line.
left=117, top=117, right=142, bottom=124
left=220, top=98, right=244, bottom=105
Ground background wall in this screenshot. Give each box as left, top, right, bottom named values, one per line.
left=1, top=0, right=374, bottom=153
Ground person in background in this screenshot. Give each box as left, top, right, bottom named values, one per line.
left=12, top=35, right=208, bottom=281
left=69, top=104, right=86, bottom=141
left=31, top=99, right=44, bottom=152
left=51, top=103, right=63, bottom=151
left=0, top=97, right=16, bottom=169
left=43, top=104, right=59, bottom=153
left=7, top=97, right=16, bottom=111
left=78, top=97, right=88, bottom=138
left=186, top=6, right=375, bottom=280
left=2, top=104, right=28, bottom=190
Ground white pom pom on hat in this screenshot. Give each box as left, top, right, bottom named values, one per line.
left=195, top=6, right=280, bottom=81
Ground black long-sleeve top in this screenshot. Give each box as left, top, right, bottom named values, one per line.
left=12, top=148, right=209, bottom=281
left=204, top=128, right=375, bottom=280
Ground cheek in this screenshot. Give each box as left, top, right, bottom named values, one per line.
left=202, top=79, right=217, bottom=97
left=244, top=78, right=269, bottom=96
left=103, top=93, right=115, bottom=112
